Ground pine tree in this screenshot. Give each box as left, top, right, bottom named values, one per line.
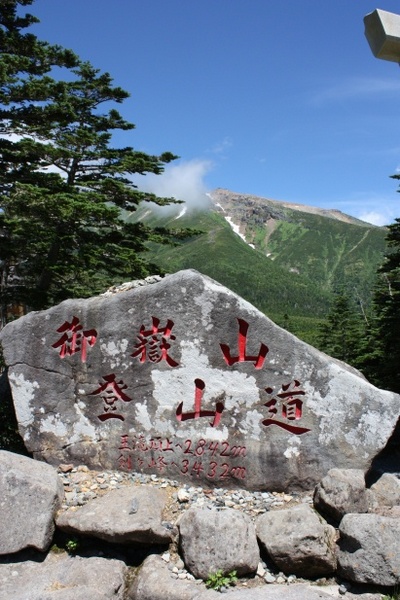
left=368, top=217, right=400, bottom=392
left=317, top=292, right=365, bottom=366
left=0, top=1, right=184, bottom=318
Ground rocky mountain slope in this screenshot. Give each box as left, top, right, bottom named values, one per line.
left=128, top=189, right=387, bottom=344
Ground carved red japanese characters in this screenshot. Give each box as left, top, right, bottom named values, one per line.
left=220, top=318, right=269, bottom=368
left=176, top=378, right=224, bottom=427
left=51, top=313, right=311, bottom=479
left=52, top=316, right=97, bottom=363
left=262, top=380, right=310, bottom=435
left=89, top=374, right=132, bottom=421
left=131, top=316, right=179, bottom=367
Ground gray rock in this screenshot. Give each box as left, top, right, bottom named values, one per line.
left=197, top=585, right=336, bottom=599
left=313, top=468, right=369, bottom=523
left=337, top=513, right=400, bottom=586
left=127, top=555, right=336, bottom=600
left=178, top=507, right=260, bottom=579
left=369, top=473, right=400, bottom=509
left=0, top=450, right=63, bottom=554
left=0, top=552, right=126, bottom=600
left=256, top=504, right=336, bottom=577
left=127, top=554, right=200, bottom=600
left=2, top=269, right=400, bottom=491
left=56, top=485, right=172, bottom=544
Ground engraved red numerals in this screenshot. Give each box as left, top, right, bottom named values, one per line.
left=117, top=434, right=247, bottom=481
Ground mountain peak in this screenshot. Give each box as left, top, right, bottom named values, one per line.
left=209, top=188, right=377, bottom=228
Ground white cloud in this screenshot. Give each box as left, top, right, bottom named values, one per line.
left=357, top=211, right=390, bottom=226
left=311, top=76, right=400, bottom=105
left=351, top=196, right=399, bottom=227
left=135, top=158, right=213, bottom=211
left=319, top=190, right=399, bottom=227
left=209, top=136, right=233, bottom=156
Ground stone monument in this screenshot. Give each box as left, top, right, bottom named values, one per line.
left=1, top=269, right=399, bottom=491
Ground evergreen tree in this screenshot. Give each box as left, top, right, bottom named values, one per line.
left=368, top=217, right=400, bottom=392
left=317, top=292, right=365, bottom=366
left=0, top=0, right=184, bottom=318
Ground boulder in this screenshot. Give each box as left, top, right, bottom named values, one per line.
left=256, top=504, right=336, bottom=577
left=127, top=554, right=200, bottom=600
left=197, top=587, right=339, bottom=600
left=337, top=513, right=400, bottom=586
left=0, top=450, right=63, bottom=554
left=1, top=269, right=399, bottom=491
left=313, top=468, right=369, bottom=523
left=178, top=507, right=259, bottom=579
left=0, top=552, right=126, bottom=600
left=56, top=485, right=173, bottom=544
left=368, top=473, right=400, bottom=510
left=127, top=555, right=338, bottom=600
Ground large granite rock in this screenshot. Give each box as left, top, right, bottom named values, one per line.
left=313, top=468, right=370, bottom=523
left=337, top=513, right=400, bottom=586
left=127, top=555, right=339, bottom=600
left=368, top=473, right=400, bottom=509
left=0, top=450, right=63, bottom=554
left=0, top=552, right=127, bottom=600
left=178, top=507, right=260, bottom=579
left=56, top=485, right=173, bottom=544
left=1, top=269, right=399, bottom=491
left=127, top=554, right=199, bottom=600
left=256, top=504, right=336, bottom=577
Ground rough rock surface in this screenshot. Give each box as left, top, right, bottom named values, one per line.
left=178, top=507, right=260, bottom=579
left=256, top=504, right=336, bottom=577
left=127, top=555, right=340, bottom=600
left=127, top=554, right=199, bottom=600
left=56, top=485, right=173, bottom=544
left=337, top=513, right=400, bottom=586
left=0, top=552, right=127, bottom=600
left=368, top=472, right=400, bottom=509
left=1, top=269, right=400, bottom=491
left=313, top=468, right=369, bottom=523
left=0, top=450, right=63, bottom=554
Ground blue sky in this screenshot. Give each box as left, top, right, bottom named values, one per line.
left=30, top=1, right=400, bottom=225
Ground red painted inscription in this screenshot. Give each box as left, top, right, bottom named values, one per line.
left=262, top=380, right=310, bottom=435
left=220, top=318, right=269, bottom=369
left=176, top=379, right=224, bottom=427
left=118, top=435, right=247, bottom=480
left=89, top=374, right=132, bottom=421
left=52, top=316, right=97, bottom=362
left=131, top=316, right=179, bottom=367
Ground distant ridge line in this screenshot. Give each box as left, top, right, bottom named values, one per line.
left=210, top=188, right=381, bottom=228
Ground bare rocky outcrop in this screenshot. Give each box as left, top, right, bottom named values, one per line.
left=368, top=472, right=400, bottom=510
left=128, top=555, right=337, bottom=599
